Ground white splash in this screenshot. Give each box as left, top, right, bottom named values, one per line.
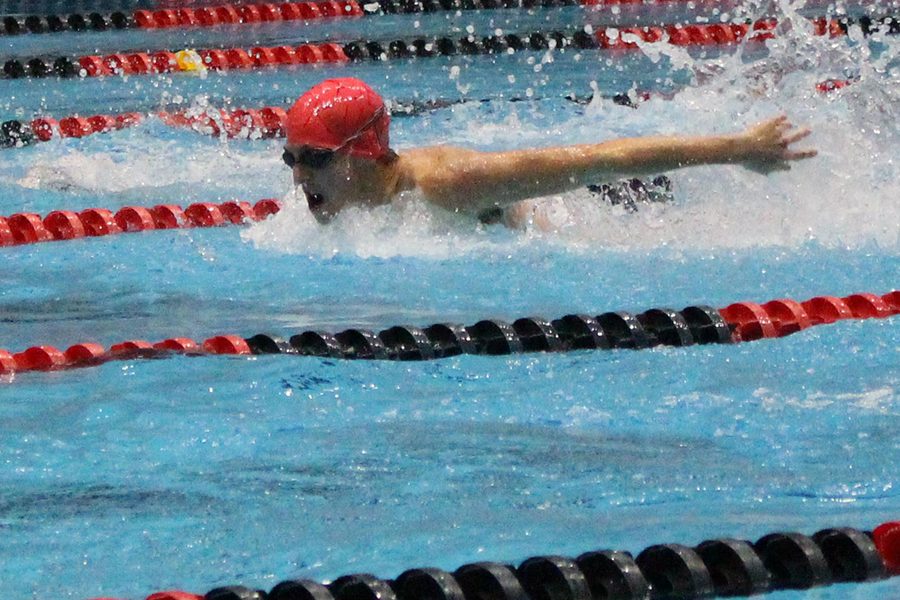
left=11, top=0, right=896, bottom=258
left=245, top=4, right=899, bottom=257
left=14, top=116, right=278, bottom=196
left=242, top=188, right=533, bottom=259
left=755, top=385, right=896, bottom=414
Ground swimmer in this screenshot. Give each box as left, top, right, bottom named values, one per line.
left=284, top=77, right=816, bottom=227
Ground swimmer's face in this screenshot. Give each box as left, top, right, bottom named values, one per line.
left=284, top=146, right=386, bottom=223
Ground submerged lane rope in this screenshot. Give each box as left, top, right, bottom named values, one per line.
left=2, top=291, right=897, bottom=376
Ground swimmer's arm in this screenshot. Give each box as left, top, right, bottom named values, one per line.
left=412, top=115, right=815, bottom=214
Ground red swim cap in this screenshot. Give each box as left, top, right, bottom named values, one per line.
left=285, top=78, right=390, bottom=160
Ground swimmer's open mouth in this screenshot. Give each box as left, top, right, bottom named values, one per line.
left=305, top=192, right=326, bottom=211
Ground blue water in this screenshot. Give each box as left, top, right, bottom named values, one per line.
left=1, top=1, right=899, bottom=599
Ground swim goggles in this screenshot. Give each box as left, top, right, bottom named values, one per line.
left=282, top=105, right=387, bottom=170
left=282, top=147, right=336, bottom=170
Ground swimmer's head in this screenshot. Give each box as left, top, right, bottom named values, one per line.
left=284, top=78, right=397, bottom=222
left=285, top=77, right=391, bottom=160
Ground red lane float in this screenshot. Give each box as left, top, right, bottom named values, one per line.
left=78, top=55, right=112, bottom=77
left=761, top=298, right=811, bottom=336
left=12, top=346, right=67, bottom=371
left=27, top=111, right=142, bottom=143
left=157, top=106, right=286, bottom=139
left=150, top=205, right=187, bottom=229
left=8, top=213, right=54, bottom=244
left=152, top=51, right=178, bottom=72
left=231, top=109, right=266, bottom=133
left=0, top=217, right=14, bottom=246
left=812, top=17, right=849, bottom=37
left=203, top=335, right=253, bottom=355
left=801, top=295, right=853, bottom=324
left=109, top=340, right=153, bottom=353
left=59, top=117, right=93, bottom=138
left=0, top=350, right=17, bottom=373
left=883, top=291, right=900, bottom=314
left=102, top=53, right=133, bottom=75
left=719, top=292, right=900, bottom=342
left=259, top=107, right=287, bottom=136
left=145, top=591, right=204, bottom=600
left=844, top=293, right=893, bottom=319
left=0, top=199, right=282, bottom=248
left=115, top=113, right=143, bottom=129
left=719, top=301, right=777, bottom=341
left=132, top=1, right=362, bottom=29
left=87, top=115, right=116, bottom=133
left=44, top=211, right=87, bottom=240
left=31, top=117, right=59, bottom=141
left=816, top=78, right=855, bottom=93
left=219, top=201, right=256, bottom=224
left=184, top=203, right=226, bottom=227
left=0, top=332, right=253, bottom=376
left=224, top=48, right=253, bottom=69
left=80, top=208, right=122, bottom=236
left=875, top=521, right=900, bottom=574
left=154, top=338, right=200, bottom=351
left=115, top=206, right=156, bottom=232
left=64, top=343, right=105, bottom=363
left=253, top=199, right=282, bottom=219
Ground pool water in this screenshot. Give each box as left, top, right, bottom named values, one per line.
left=1, top=0, right=898, bottom=598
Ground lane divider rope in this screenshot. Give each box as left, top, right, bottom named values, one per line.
left=1, top=111, right=144, bottom=147
left=2, top=290, right=897, bottom=376
left=0, top=0, right=720, bottom=36
left=3, top=94, right=607, bottom=148
left=0, top=70, right=862, bottom=150
left=132, top=1, right=365, bottom=28
left=0, top=2, right=363, bottom=36
left=0, top=198, right=282, bottom=248
left=84, top=520, right=900, bottom=600
left=2, top=16, right=895, bottom=81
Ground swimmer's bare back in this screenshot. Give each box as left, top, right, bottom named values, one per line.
left=396, top=115, right=816, bottom=217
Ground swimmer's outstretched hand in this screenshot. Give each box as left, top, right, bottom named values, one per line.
left=737, top=115, right=817, bottom=175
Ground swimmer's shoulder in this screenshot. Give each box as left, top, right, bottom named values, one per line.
left=399, top=145, right=479, bottom=172
left=397, top=145, right=481, bottom=212
left=394, top=147, right=541, bottom=227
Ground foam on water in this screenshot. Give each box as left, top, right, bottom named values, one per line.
left=239, top=2, right=899, bottom=257
left=242, top=188, right=530, bottom=259
left=6, top=116, right=280, bottom=206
